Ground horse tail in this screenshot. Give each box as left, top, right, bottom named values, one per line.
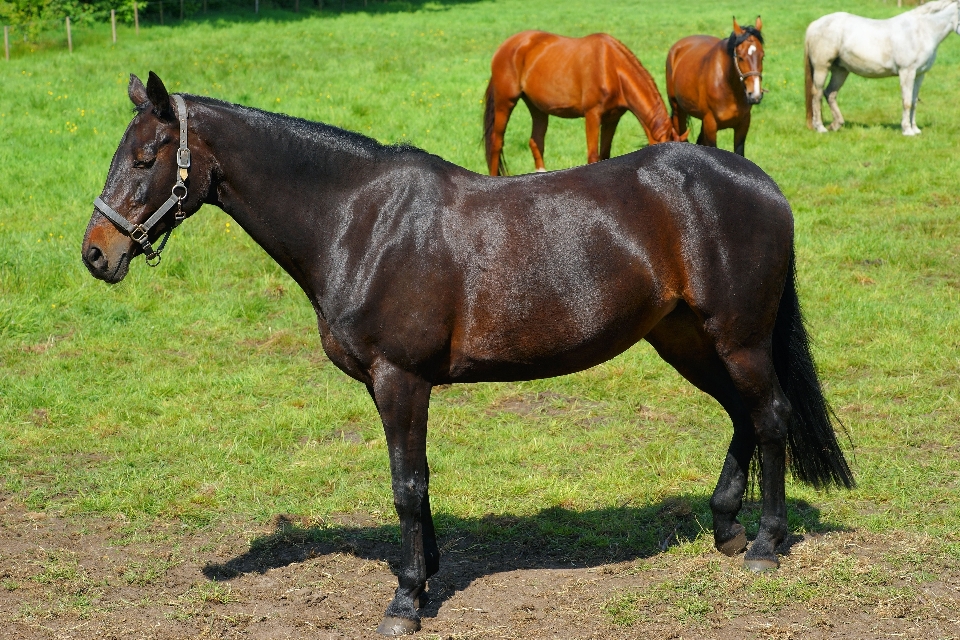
left=804, top=37, right=814, bottom=130
left=482, top=78, right=508, bottom=176
left=772, top=251, right=855, bottom=489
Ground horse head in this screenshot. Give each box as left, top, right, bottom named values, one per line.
left=731, top=17, right=765, bottom=105
left=82, top=73, right=212, bottom=284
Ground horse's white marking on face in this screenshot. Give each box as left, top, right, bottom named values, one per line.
left=747, top=44, right=756, bottom=56
left=753, top=77, right=760, bottom=94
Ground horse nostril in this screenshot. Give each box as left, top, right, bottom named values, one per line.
left=85, top=245, right=107, bottom=271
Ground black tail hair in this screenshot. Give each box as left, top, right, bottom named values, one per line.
left=482, top=79, right=508, bottom=176
left=772, top=252, right=855, bottom=489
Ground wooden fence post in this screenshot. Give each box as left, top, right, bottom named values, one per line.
left=134, top=1, right=139, bottom=35
left=180, top=0, right=184, bottom=20
left=4, top=26, right=8, bottom=61
left=255, top=0, right=259, bottom=13
left=295, top=0, right=299, bottom=12
left=111, top=9, right=117, bottom=43
left=160, top=0, right=164, bottom=25
left=66, top=16, right=72, bottom=53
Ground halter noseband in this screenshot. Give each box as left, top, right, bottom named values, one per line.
left=93, top=94, right=191, bottom=267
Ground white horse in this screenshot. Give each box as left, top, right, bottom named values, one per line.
left=804, top=0, right=960, bottom=135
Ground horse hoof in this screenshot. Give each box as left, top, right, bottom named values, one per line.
left=377, top=616, right=420, bottom=636
left=535, top=167, right=547, bottom=173
left=716, top=528, right=747, bottom=557
left=743, top=557, right=779, bottom=572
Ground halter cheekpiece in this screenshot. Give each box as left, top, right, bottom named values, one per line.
left=93, top=94, right=191, bottom=267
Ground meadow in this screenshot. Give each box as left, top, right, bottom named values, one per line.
left=0, top=0, right=958, bottom=637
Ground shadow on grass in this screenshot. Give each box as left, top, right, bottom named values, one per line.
left=142, top=0, right=488, bottom=28
left=202, top=494, right=847, bottom=614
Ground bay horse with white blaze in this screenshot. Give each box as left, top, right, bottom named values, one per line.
left=666, top=17, right=765, bottom=157
left=805, top=0, right=960, bottom=135
left=82, top=73, right=853, bottom=636
left=483, top=30, right=686, bottom=175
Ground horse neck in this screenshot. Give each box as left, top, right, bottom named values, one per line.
left=618, top=66, right=675, bottom=143
left=193, top=99, right=383, bottom=299
left=913, top=1, right=959, bottom=43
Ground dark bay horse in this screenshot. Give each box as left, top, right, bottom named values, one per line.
left=83, top=73, right=853, bottom=636
left=483, top=30, right=686, bottom=175
left=666, top=18, right=765, bottom=156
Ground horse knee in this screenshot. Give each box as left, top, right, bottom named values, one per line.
left=754, top=396, right=791, bottom=444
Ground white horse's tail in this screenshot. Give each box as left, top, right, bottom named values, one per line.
left=804, top=36, right=814, bottom=130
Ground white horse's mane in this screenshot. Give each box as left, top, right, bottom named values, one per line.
left=913, top=0, right=958, bottom=16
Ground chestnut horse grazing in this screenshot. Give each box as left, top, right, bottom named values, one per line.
left=483, top=30, right=685, bottom=175
left=83, top=73, right=853, bottom=636
left=666, top=17, right=765, bottom=157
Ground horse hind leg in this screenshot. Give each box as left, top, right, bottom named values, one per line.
left=825, top=65, right=848, bottom=131
left=719, top=347, right=791, bottom=571
left=523, top=98, right=549, bottom=172
left=599, top=111, right=624, bottom=160
left=645, top=304, right=756, bottom=558
left=906, top=71, right=925, bottom=135
left=809, top=63, right=831, bottom=133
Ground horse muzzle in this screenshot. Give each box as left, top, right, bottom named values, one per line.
left=746, top=92, right=763, bottom=105
left=82, top=222, right=132, bottom=284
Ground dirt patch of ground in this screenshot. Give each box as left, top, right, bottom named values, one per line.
left=1, top=497, right=958, bottom=640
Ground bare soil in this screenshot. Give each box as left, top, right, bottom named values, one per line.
left=1, top=497, right=958, bottom=640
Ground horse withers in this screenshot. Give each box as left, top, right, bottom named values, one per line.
left=666, top=17, right=765, bottom=157
left=483, top=30, right=686, bottom=175
left=805, top=0, right=960, bottom=135
left=83, top=73, right=853, bottom=636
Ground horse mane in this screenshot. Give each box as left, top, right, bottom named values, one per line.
left=605, top=37, right=674, bottom=135
left=726, top=26, right=764, bottom=57
left=912, top=0, right=958, bottom=14
left=183, top=94, right=428, bottom=161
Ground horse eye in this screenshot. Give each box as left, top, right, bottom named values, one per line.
left=133, top=157, right=156, bottom=169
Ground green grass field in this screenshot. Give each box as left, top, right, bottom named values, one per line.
left=1, top=0, right=959, bottom=629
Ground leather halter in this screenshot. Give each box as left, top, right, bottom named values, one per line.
left=93, top=94, right=191, bottom=266
left=733, top=44, right=762, bottom=85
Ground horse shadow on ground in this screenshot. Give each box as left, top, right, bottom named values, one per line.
left=153, top=0, right=486, bottom=27
left=202, top=494, right=847, bottom=616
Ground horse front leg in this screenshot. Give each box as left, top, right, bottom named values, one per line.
left=368, top=362, right=437, bottom=636
left=733, top=112, right=751, bottom=157
left=698, top=113, right=718, bottom=148
left=898, top=68, right=919, bottom=136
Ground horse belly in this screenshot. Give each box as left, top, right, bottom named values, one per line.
left=445, top=209, right=675, bottom=382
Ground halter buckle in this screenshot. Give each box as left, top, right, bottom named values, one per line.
left=130, top=224, right=148, bottom=243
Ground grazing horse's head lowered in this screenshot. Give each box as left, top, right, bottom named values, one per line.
left=729, top=17, right=765, bottom=105
left=82, top=72, right=213, bottom=283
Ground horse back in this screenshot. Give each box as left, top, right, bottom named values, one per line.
left=436, top=144, right=792, bottom=382
left=490, top=30, right=634, bottom=116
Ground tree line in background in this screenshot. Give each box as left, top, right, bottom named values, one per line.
left=0, top=0, right=344, bottom=44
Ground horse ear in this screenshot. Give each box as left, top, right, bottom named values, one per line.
left=128, top=74, right=148, bottom=108
left=733, top=17, right=743, bottom=35
left=755, top=15, right=762, bottom=32
left=146, top=71, right=174, bottom=120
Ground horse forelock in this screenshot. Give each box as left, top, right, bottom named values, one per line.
left=727, top=26, right=764, bottom=57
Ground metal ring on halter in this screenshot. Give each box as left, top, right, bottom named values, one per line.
left=172, top=182, right=187, bottom=199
